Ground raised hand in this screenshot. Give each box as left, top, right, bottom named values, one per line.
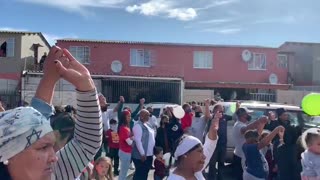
left=140, top=98, right=145, bottom=105
left=259, top=115, right=269, bottom=124
left=214, top=111, right=223, bottom=119
left=204, top=99, right=210, bottom=106
left=0, top=101, right=4, bottom=112
left=55, top=48, right=95, bottom=91
left=43, top=46, right=68, bottom=83
left=277, top=126, right=285, bottom=137
left=277, top=126, right=285, bottom=147
left=236, top=101, right=241, bottom=110
left=120, top=96, right=125, bottom=103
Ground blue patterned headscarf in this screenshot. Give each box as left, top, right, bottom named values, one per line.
left=0, top=107, right=53, bottom=162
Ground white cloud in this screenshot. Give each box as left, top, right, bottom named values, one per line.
left=126, top=0, right=197, bottom=21
left=199, top=18, right=233, bottom=24
left=0, top=27, right=28, bottom=31
left=202, top=27, right=242, bottom=34
left=18, top=0, right=127, bottom=13
left=197, top=0, right=239, bottom=10
left=168, top=8, right=197, bottom=21
left=253, top=16, right=297, bottom=24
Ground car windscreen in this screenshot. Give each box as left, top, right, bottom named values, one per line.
left=246, top=108, right=308, bottom=127
left=152, top=108, right=161, bottom=118
left=304, top=116, right=320, bottom=128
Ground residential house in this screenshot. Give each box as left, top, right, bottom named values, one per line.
left=277, top=42, right=320, bottom=105
left=54, top=39, right=290, bottom=103
left=0, top=31, right=50, bottom=107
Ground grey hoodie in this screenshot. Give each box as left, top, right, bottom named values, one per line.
left=301, top=150, right=320, bottom=178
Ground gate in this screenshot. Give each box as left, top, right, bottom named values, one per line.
left=0, top=90, right=21, bottom=109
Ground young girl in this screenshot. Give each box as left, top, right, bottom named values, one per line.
left=91, top=157, right=114, bottom=180
left=301, top=128, right=320, bottom=180
left=242, top=126, right=285, bottom=180
left=259, top=130, right=277, bottom=180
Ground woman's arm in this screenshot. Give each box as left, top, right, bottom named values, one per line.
left=31, top=46, right=64, bottom=118
left=53, top=48, right=102, bottom=180
left=201, top=113, right=220, bottom=171
left=131, top=98, right=145, bottom=118
left=258, top=126, right=284, bottom=150
left=132, top=124, right=145, bottom=156
left=34, top=46, right=63, bottom=105
left=0, top=101, right=5, bottom=112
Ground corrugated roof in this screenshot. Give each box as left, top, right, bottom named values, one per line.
left=281, top=41, right=320, bottom=46
left=0, top=30, right=51, bottom=48
left=58, top=38, right=275, bottom=49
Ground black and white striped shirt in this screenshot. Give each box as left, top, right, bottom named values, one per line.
left=53, top=90, right=102, bottom=180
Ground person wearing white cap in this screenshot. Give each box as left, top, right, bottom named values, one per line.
left=167, top=111, right=222, bottom=180
left=0, top=46, right=102, bottom=180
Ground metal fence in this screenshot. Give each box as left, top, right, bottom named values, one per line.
left=0, top=90, right=21, bottom=109
left=249, top=93, right=276, bottom=102
left=102, top=78, right=182, bottom=104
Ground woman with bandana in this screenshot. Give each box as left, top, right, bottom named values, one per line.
left=167, top=111, right=221, bottom=180
left=0, top=46, right=102, bottom=180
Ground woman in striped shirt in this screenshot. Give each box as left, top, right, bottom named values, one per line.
left=0, top=46, right=102, bottom=180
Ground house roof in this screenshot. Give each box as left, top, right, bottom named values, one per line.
left=58, top=38, right=275, bottom=49
left=280, top=41, right=320, bottom=48
left=0, top=30, right=51, bottom=48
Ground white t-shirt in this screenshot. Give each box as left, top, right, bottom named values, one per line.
left=167, top=135, right=218, bottom=180
left=148, top=115, right=158, bottom=129
left=133, top=122, right=156, bottom=156
left=102, top=109, right=117, bottom=131
left=232, top=121, right=247, bottom=158
left=190, top=116, right=207, bottom=141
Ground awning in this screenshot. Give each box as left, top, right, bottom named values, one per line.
left=185, top=81, right=291, bottom=90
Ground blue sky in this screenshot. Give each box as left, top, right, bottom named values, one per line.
left=1, top=0, right=320, bottom=46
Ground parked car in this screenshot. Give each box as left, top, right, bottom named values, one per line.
left=220, top=101, right=311, bottom=163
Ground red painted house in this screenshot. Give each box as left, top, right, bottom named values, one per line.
left=56, top=39, right=290, bottom=103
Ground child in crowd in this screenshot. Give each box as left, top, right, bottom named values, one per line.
left=91, top=157, right=114, bottom=180
left=242, top=126, right=285, bottom=180
left=154, top=146, right=168, bottom=180
left=105, top=119, right=120, bottom=176
left=301, top=128, right=320, bottom=180
left=259, top=130, right=277, bottom=180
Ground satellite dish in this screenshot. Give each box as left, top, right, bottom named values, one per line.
left=242, top=49, right=252, bottom=62
left=269, top=73, right=278, bottom=84
left=111, top=60, right=122, bottom=73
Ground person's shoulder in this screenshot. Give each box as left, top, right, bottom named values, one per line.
left=234, top=121, right=246, bottom=128
left=167, top=173, right=185, bottom=180
left=106, top=109, right=114, bottom=114
left=119, top=125, right=128, bottom=131
left=243, top=143, right=258, bottom=151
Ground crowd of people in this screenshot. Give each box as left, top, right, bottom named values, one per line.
left=0, top=45, right=319, bottom=180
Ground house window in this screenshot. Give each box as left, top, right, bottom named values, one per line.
left=130, top=49, right=151, bottom=67
left=193, top=51, right=213, bottom=69
left=248, top=53, right=266, bottom=70
left=69, top=46, right=90, bottom=64
left=0, top=38, right=15, bottom=57
left=277, top=54, right=288, bottom=68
